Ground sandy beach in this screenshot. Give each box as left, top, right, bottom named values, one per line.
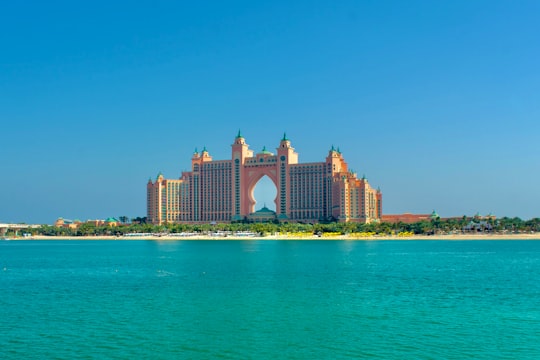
left=15, top=233, right=540, bottom=241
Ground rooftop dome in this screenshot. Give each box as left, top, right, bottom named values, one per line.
left=255, top=205, right=275, bottom=213
left=259, top=146, right=273, bottom=155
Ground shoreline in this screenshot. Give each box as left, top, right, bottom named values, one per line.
left=7, top=233, right=540, bottom=241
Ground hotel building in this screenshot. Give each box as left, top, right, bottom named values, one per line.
left=147, top=132, right=382, bottom=224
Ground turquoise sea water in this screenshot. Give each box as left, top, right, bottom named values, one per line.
left=1, top=240, right=539, bottom=359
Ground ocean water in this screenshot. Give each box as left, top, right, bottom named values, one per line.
left=1, top=240, right=539, bottom=359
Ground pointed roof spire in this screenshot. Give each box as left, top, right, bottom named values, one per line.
left=202, top=145, right=207, bottom=153
left=330, top=144, right=335, bottom=152
left=193, top=147, right=199, bottom=155
left=337, top=146, right=341, bottom=154
left=282, top=132, right=288, bottom=141
left=236, top=129, right=243, bottom=138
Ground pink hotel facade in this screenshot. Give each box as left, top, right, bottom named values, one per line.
left=147, top=132, right=382, bottom=224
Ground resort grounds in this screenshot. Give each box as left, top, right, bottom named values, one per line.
left=20, top=232, right=540, bottom=241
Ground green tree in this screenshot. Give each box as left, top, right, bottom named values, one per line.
left=77, top=223, right=97, bottom=236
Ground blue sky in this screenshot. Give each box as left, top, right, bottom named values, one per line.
left=1, top=0, right=539, bottom=224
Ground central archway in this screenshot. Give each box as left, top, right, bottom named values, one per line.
left=244, top=169, right=278, bottom=215
left=252, top=175, right=277, bottom=211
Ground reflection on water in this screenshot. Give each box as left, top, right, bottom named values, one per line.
left=241, top=240, right=261, bottom=253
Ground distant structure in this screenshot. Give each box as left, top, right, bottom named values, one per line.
left=147, top=132, right=382, bottom=224
left=54, top=217, right=124, bottom=229
left=382, top=211, right=440, bottom=224
left=0, top=223, right=41, bottom=236
left=382, top=211, right=497, bottom=224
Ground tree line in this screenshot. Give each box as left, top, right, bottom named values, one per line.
left=6, top=216, right=540, bottom=237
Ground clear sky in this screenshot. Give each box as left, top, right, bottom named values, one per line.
left=2, top=0, right=539, bottom=224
